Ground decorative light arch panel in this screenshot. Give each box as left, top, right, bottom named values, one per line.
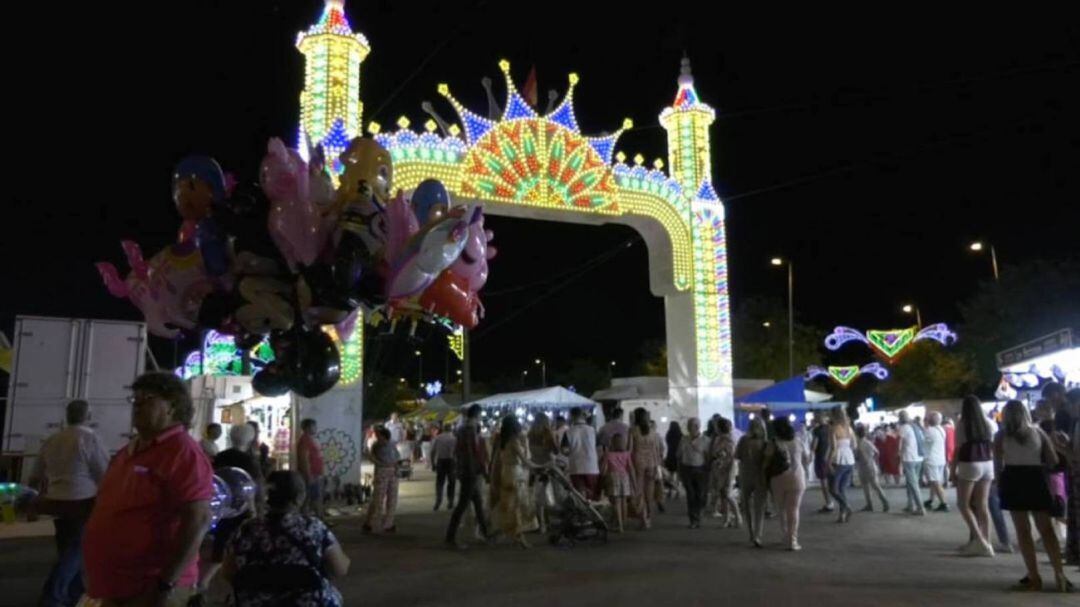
left=369, top=60, right=732, bottom=394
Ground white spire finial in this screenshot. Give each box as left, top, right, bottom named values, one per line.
left=678, top=56, right=694, bottom=87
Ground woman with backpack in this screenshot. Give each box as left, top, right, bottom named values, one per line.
left=223, top=470, right=350, bottom=606
left=768, top=416, right=810, bottom=551
left=827, top=407, right=858, bottom=523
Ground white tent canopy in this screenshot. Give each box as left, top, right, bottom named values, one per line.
left=467, top=386, right=599, bottom=410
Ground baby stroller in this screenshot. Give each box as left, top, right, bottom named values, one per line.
left=396, top=457, right=413, bottom=480
left=546, top=466, right=608, bottom=546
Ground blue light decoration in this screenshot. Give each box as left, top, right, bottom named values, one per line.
left=913, top=323, right=959, bottom=347
left=824, top=326, right=871, bottom=351
left=424, top=381, right=443, bottom=397
left=696, top=179, right=720, bottom=202
left=323, top=118, right=352, bottom=150
left=503, top=90, right=538, bottom=120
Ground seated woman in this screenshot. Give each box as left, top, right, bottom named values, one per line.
left=223, top=470, right=351, bottom=606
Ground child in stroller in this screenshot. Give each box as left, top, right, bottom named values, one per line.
left=545, top=466, right=608, bottom=546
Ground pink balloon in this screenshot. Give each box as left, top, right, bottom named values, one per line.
left=97, top=241, right=214, bottom=338
left=449, top=207, right=495, bottom=292
left=261, top=138, right=322, bottom=270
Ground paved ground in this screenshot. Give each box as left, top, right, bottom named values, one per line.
left=2, top=470, right=1076, bottom=606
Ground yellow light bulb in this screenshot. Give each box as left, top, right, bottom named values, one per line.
left=448, top=124, right=461, bottom=137
left=615, top=151, right=627, bottom=163
left=437, top=83, right=450, bottom=96
left=424, top=119, right=437, bottom=133
left=499, top=59, right=511, bottom=73
left=568, top=73, right=580, bottom=85
left=633, top=154, right=644, bottom=166
left=397, top=116, right=411, bottom=129
left=653, top=158, right=664, bottom=170
left=622, top=118, right=633, bottom=130
left=366, top=121, right=381, bottom=135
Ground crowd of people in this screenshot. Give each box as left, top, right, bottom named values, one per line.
left=366, top=386, right=1079, bottom=594
left=22, top=371, right=1080, bottom=604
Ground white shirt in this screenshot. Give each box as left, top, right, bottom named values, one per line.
left=677, top=434, right=710, bottom=467
left=30, top=425, right=109, bottom=501
left=200, top=438, right=220, bottom=459
left=387, top=421, right=405, bottom=444
left=924, top=426, right=947, bottom=466
left=432, top=432, right=457, bottom=461
left=899, top=423, right=923, bottom=463
left=564, top=422, right=599, bottom=475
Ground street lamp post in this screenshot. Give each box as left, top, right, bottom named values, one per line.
left=609, top=360, right=616, bottom=385
left=535, top=359, right=546, bottom=387
left=522, top=369, right=529, bottom=387
left=771, top=257, right=795, bottom=378
left=901, top=304, right=922, bottom=329
left=415, top=350, right=422, bottom=390
left=969, top=241, right=1000, bottom=282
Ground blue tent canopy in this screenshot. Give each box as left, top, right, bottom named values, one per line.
left=734, top=376, right=843, bottom=430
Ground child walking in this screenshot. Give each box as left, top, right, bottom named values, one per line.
left=602, top=433, right=634, bottom=532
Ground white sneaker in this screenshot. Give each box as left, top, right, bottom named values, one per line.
left=962, top=540, right=994, bottom=557
left=789, top=542, right=802, bottom=551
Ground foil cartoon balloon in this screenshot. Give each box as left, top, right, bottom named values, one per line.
left=332, top=137, right=394, bottom=306
left=96, top=241, right=215, bottom=338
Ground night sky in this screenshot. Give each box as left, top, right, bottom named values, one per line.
left=4, top=2, right=1078, bottom=386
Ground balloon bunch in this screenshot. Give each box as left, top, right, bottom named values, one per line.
left=96, top=136, right=495, bottom=397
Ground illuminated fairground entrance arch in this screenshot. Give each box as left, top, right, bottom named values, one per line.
left=297, top=1, right=734, bottom=420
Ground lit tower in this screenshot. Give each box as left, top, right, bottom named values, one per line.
left=659, top=57, right=716, bottom=194
left=296, top=0, right=370, bottom=170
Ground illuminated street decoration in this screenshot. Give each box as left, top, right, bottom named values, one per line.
left=448, top=325, right=464, bottom=361
left=296, top=0, right=370, bottom=172
left=176, top=330, right=275, bottom=379
left=914, top=323, right=958, bottom=347
left=867, top=328, right=916, bottom=361
left=825, top=324, right=958, bottom=361
left=324, top=326, right=363, bottom=386
left=806, top=363, right=890, bottom=387
left=295, top=3, right=734, bottom=418
left=825, top=327, right=871, bottom=351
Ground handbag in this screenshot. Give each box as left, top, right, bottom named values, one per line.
left=765, top=440, right=790, bottom=479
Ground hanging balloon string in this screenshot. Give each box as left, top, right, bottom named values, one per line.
left=367, top=0, right=490, bottom=124
left=472, top=236, right=640, bottom=342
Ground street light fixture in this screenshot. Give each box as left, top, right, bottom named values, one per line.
left=968, top=241, right=1000, bottom=282
left=770, top=257, right=795, bottom=378
left=534, top=359, right=547, bottom=387
left=415, top=350, right=423, bottom=389
left=901, top=303, right=922, bottom=328
left=762, top=321, right=771, bottom=328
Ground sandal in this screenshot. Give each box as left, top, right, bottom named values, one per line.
left=1011, top=576, right=1042, bottom=592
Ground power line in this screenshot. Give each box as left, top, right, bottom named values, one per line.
left=472, top=236, right=640, bottom=341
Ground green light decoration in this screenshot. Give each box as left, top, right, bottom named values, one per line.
left=866, top=327, right=916, bottom=361
left=828, top=366, right=860, bottom=387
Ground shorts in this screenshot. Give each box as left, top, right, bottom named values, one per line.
left=925, top=464, right=946, bottom=484
left=956, top=461, right=995, bottom=483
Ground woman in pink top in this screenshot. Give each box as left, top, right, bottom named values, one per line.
left=602, top=434, right=634, bottom=533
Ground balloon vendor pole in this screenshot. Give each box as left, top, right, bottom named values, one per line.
left=463, top=328, right=472, bottom=404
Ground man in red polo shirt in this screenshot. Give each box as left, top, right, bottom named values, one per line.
left=83, top=372, right=213, bottom=606
left=297, top=418, right=326, bottom=519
